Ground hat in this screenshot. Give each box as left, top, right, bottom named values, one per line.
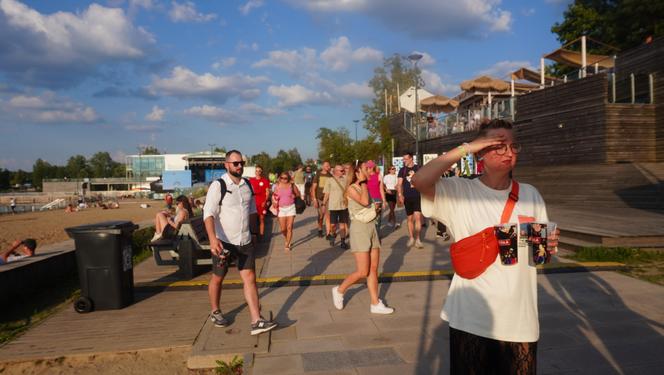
left=21, top=238, right=37, bottom=251
left=365, top=160, right=375, bottom=168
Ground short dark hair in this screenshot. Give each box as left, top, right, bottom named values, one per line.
left=476, top=119, right=513, bottom=139
left=255, top=164, right=263, bottom=170
left=21, top=238, right=37, bottom=251
left=225, top=149, right=242, bottom=159
left=403, top=152, right=414, bottom=158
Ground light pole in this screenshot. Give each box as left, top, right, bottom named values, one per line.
left=353, top=119, right=359, bottom=143
left=408, top=53, right=423, bottom=165
left=136, top=146, right=142, bottom=181
left=208, top=143, right=216, bottom=156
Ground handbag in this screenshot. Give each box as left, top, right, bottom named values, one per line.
left=349, top=185, right=377, bottom=223
left=292, top=184, right=306, bottom=214
left=450, top=181, right=519, bottom=279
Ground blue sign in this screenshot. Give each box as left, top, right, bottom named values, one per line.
left=205, top=169, right=226, bottom=182
left=162, top=170, right=192, bottom=190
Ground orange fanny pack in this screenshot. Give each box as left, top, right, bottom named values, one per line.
left=450, top=181, right=519, bottom=279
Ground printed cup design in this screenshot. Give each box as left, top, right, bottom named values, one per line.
left=495, top=224, right=518, bottom=265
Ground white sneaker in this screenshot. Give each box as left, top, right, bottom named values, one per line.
left=406, top=238, right=415, bottom=247
left=151, top=232, right=162, bottom=242
left=415, top=239, right=424, bottom=249
left=332, top=286, right=344, bottom=310
left=370, top=299, right=395, bottom=315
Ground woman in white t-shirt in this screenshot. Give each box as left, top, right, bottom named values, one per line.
left=412, top=119, right=557, bottom=374
left=382, top=166, right=398, bottom=228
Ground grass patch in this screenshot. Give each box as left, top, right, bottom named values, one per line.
left=564, top=246, right=664, bottom=286
left=1, top=226, right=156, bottom=346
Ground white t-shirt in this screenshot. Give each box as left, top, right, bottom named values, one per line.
left=421, top=177, right=548, bottom=343
left=383, top=174, right=397, bottom=191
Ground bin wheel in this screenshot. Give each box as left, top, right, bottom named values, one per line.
left=74, top=296, right=93, bottom=313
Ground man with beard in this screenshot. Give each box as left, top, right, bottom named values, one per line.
left=203, top=150, right=277, bottom=335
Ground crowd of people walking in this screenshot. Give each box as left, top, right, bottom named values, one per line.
left=195, top=120, right=557, bottom=373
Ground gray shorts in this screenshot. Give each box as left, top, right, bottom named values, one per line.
left=350, top=221, right=381, bottom=252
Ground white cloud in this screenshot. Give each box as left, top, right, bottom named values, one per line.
left=239, top=0, right=264, bottom=15
left=335, top=82, right=373, bottom=100
left=0, top=0, right=155, bottom=88
left=212, top=57, right=237, bottom=69
left=421, top=70, right=458, bottom=97
left=124, top=123, right=162, bottom=132
left=145, top=105, right=165, bottom=121
left=169, top=1, right=217, bottom=23
left=3, top=92, right=99, bottom=123
left=267, top=84, right=335, bottom=108
left=320, top=36, right=383, bottom=71
left=253, top=48, right=317, bottom=74
left=184, top=105, right=247, bottom=124
left=239, top=103, right=285, bottom=116
left=285, top=0, right=512, bottom=39
left=521, top=8, right=535, bottom=16
left=149, top=66, right=269, bottom=102
left=477, top=60, right=535, bottom=78
left=237, top=41, right=260, bottom=51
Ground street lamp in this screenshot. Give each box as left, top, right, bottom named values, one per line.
left=353, top=119, right=359, bottom=143
left=208, top=143, right=216, bottom=156
left=408, top=53, right=423, bottom=165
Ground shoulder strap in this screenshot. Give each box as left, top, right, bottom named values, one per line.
left=217, top=178, right=227, bottom=206
left=500, top=181, right=519, bottom=224
left=332, top=176, right=345, bottom=191
left=243, top=177, right=254, bottom=196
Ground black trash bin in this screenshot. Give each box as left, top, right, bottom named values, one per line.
left=65, top=221, right=138, bottom=313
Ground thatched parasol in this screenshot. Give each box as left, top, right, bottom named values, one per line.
left=420, top=95, right=459, bottom=113
left=460, top=75, right=510, bottom=92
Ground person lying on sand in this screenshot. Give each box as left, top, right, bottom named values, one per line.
left=0, top=239, right=37, bottom=265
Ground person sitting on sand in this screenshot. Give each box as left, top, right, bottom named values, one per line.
left=0, top=239, right=37, bottom=265
left=152, top=195, right=194, bottom=241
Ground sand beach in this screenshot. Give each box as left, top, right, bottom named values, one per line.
left=0, top=200, right=163, bottom=251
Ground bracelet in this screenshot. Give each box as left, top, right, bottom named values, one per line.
left=457, top=143, right=470, bottom=158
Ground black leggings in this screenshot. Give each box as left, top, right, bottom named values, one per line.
left=450, top=327, right=537, bottom=375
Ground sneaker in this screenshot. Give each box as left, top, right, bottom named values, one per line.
left=406, top=238, right=415, bottom=247
left=441, top=233, right=451, bottom=241
left=415, top=239, right=424, bottom=249
left=340, top=240, right=348, bottom=250
left=331, top=286, right=344, bottom=310
left=210, top=310, right=229, bottom=327
left=251, top=318, right=278, bottom=335
left=151, top=232, right=162, bottom=242
left=395, top=223, right=401, bottom=229
left=318, top=229, right=323, bottom=238
left=370, top=299, right=394, bottom=315
left=328, top=235, right=335, bottom=247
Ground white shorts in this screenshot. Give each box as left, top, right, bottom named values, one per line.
left=278, top=204, right=296, bottom=217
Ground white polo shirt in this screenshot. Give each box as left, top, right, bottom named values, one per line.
left=203, top=174, right=257, bottom=246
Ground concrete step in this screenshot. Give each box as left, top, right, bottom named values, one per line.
left=558, top=236, right=602, bottom=252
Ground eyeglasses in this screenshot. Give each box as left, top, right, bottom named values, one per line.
left=279, top=176, right=288, bottom=180
left=229, top=161, right=245, bottom=167
left=486, top=143, right=522, bottom=155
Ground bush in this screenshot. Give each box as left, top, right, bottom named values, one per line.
left=569, top=247, right=664, bottom=264
left=132, top=226, right=156, bottom=265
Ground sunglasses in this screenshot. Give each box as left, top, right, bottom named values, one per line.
left=279, top=176, right=288, bottom=180
left=229, top=161, right=246, bottom=167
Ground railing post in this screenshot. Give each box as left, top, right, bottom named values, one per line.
left=611, top=73, right=616, bottom=103
left=649, top=74, right=654, bottom=104
left=630, top=73, right=635, bottom=104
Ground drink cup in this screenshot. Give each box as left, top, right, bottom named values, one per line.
left=547, top=222, right=558, bottom=256
left=495, top=224, right=518, bottom=265
left=530, top=223, right=549, bottom=265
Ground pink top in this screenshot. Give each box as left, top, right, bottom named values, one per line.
left=274, top=185, right=295, bottom=207
left=367, top=173, right=382, bottom=199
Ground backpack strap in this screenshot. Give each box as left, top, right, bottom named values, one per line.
left=500, top=181, right=519, bottom=224
left=217, top=177, right=254, bottom=206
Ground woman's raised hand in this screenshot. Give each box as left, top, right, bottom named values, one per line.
left=466, top=134, right=506, bottom=155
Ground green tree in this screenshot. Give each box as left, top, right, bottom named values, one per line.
left=112, top=163, right=126, bottom=177
left=0, top=169, right=10, bottom=190
left=353, top=136, right=383, bottom=163
left=213, top=147, right=227, bottom=155
left=250, top=151, right=273, bottom=172
left=89, top=152, right=116, bottom=178
left=11, top=170, right=29, bottom=188
left=32, top=158, right=53, bottom=190
left=550, top=0, right=664, bottom=75
left=362, top=54, right=421, bottom=153
left=316, top=127, right=354, bottom=165
left=271, top=148, right=302, bottom=174
left=66, top=155, right=89, bottom=178
left=142, top=146, right=161, bottom=155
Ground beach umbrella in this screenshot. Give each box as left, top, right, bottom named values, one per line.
left=460, top=75, right=510, bottom=92
left=420, top=95, right=459, bottom=114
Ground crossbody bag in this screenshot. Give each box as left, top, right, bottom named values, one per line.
left=450, top=181, right=519, bottom=279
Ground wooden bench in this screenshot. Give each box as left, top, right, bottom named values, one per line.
left=149, top=216, right=212, bottom=279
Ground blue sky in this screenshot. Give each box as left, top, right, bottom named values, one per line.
left=0, top=0, right=572, bottom=170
